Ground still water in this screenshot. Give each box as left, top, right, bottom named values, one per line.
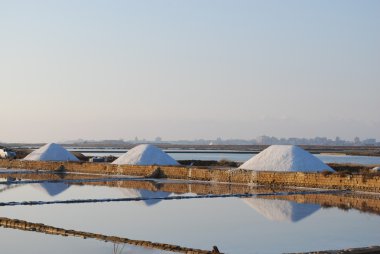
left=1, top=174, right=380, bottom=254
left=0, top=229, right=173, bottom=254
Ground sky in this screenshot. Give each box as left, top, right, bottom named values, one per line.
left=0, top=0, right=379, bottom=143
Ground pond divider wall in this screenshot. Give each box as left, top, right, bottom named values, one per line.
left=1, top=159, right=380, bottom=192
left=0, top=217, right=217, bottom=254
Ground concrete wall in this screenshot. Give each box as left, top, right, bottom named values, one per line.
left=1, top=159, right=380, bottom=192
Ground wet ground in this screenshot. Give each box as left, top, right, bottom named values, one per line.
left=1, top=169, right=380, bottom=254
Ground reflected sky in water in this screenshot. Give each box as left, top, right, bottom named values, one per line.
left=33, top=182, right=70, bottom=196
left=0, top=182, right=380, bottom=253
left=0, top=172, right=379, bottom=253
left=0, top=227, right=175, bottom=254
left=0, top=182, right=174, bottom=206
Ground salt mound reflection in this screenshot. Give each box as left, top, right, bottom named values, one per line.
left=33, top=182, right=70, bottom=197
left=243, top=198, right=320, bottom=222
left=120, top=188, right=171, bottom=206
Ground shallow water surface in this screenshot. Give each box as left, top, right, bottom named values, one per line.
left=0, top=227, right=174, bottom=254
left=0, top=181, right=174, bottom=204
left=0, top=173, right=380, bottom=253
left=0, top=174, right=380, bottom=253
left=1, top=196, right=380, bottom=253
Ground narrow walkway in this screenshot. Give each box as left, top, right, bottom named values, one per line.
left=0, top=217, right=219, bottom=254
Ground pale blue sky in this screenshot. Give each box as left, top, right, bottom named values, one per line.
left=1, top=0, right=379, bottom=142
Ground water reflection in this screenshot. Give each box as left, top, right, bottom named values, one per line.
left=33, top=182, right=70, bottom=197
left=0, top=184, right=21, bottom=194
left=120, top=189, right=171, bottom=206
left=0, top=173, right=380, bottom=253
left=243, top=198, right=320, bottom=222
left=1, top=171, right=380, bottom=218
left=0, top=223, right=178, bottom=254
left=112, top=243, right=175, bottom=254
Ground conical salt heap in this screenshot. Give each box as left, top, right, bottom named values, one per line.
left=112, top=144, right=179, bottom=166
left=239, top=145, right=333, bottom=172
left=23, top=143, right=79, bottom=162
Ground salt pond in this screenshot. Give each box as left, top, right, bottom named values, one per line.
left=0, top=172, right=380, bottom=253
left=0, top=228, right=174, bottom=254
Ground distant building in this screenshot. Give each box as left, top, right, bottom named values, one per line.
left=362, top=139, right=376, bottom=146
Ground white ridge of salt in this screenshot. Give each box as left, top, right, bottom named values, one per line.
left=23, top=143, right=79, bottom=162
left=239, top=145, right=333, bottom=172
left=243, top=198, right=320, bottom=222
left=112, top=144, right=179, bottom=166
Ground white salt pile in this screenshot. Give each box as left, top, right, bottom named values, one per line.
left=239, top=145, right=334, bottom=172
left=243, top=198, right=320, bottom=222
left=112, top=144, right=179, bottom=166
left=23, top=143, right=79, bottom=162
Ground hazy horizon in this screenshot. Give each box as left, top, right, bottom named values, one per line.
left=1, top=135, right=378, bottom=144
left=1, top=0, right=379, bottom=143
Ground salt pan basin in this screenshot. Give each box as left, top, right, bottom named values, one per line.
left=1, top=179, right=380, bottom=253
